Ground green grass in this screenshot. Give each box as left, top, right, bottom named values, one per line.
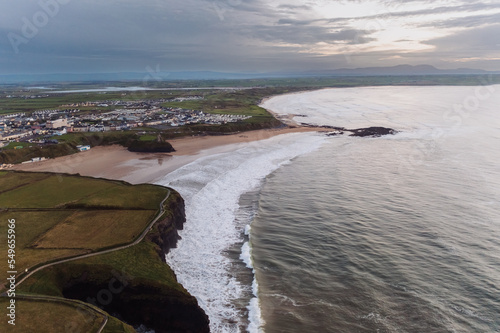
left=53, top=131, right=137, bottom=147
left=0, top=171, right=50, bottom=193
left=138, top=134, right=157, bottom=141
left=0, top=210, right=86, bottom=282
left=103, top=316, right=136, bottom=333
left=0, top=175, right=117, bottom=208
left=0, top=298, right=105, bottom=333
left=0, top=173, right=169, bottom=209
left=16, top=238, right=192, bottom=333
left=0, top=142, right=78, bottom=164
left=0, top=171, right=187, bottom=332
left=0, top=172, right=169, bottom=284
left=0, top=89, right=200, bottom=115
left=161, top=90, right=274, bottom=119
left=19, top=240, right=188, bottom=298
left=1, top=142, right=36, bottom=150
left=0, top=132, right=140, bottom=164
left=76, top=183, right=169, bottom=210
left=32, top=210, right=157, bottom=250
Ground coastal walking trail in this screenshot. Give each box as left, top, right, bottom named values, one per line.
left=2, top=190, right=171, bottom=333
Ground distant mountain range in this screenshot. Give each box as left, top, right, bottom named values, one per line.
left=309, top=64, right=499, bottom=76
left=1, top=65, right=498, bottom=83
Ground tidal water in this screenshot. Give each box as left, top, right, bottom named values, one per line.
left=158, top=85, right=500, bottom=332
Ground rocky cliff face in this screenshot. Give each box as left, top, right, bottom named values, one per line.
left=141, top=190, right=210, bottom=333
left=63, top=190, right=210, bottom=333
left=147, top=190, right=186, bottom=258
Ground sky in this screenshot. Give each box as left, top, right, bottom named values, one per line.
left=0, top=0, right=499, bottom=75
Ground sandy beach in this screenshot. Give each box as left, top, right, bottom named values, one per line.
left=13, top=126, right=328, bottom=184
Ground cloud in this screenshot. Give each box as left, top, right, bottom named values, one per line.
left=242, top=24, right=374, bottom=45
left=0, top=0, right=498, bottom=74
left=278, top=4, right=312, bottom=10
left=423, top=23, right=500, bottom=55
left=419, top=12, right=500, bottom=29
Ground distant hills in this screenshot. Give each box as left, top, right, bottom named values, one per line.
left=1, top=65, right=498, bottom=83
left=309, top=64, right=498, bottom=76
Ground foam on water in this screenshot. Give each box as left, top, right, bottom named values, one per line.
left=241, top=224, right=263, bottom=332
left=244, top=224, right=251, bottom=236
left=247, top=297, right=263, bottom=333
left=156, top=133, right=326, bottom=332
left=243, top=237, right=264, bottom=333
left=240, top=242, right=253, bottom=269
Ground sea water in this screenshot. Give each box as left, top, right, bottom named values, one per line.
left=157, top=85, right=500, bottom=332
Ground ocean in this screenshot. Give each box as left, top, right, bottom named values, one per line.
left=156, top=85, right=500, bottom=333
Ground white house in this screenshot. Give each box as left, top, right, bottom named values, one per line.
left=76, top=145, right=91, bottom=152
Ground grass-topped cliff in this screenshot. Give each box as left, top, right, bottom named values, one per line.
left=0, top=171, right=209, bottom=332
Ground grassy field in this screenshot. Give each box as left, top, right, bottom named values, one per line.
left=0, top=210, right=85, bottom=282
left=32, top=210, right=156, bottom=249
left=18, top=240, right=187, bottom=298
left=0, top=90, right=190, bottom=115
left=103, top=316, right=137, bottom=333
left=0, top=142, right=78, bottom=165
left=17, top=239, right=196, bottom=332
left=0, top=171, right=206, bottom=332
left=0, top=171, right=169, bottom=283
left=138, top=134, right=156, bottom=141
left=0, top=172, right=167, bottom=209
left=0, top=298, right=106, bottom=333
left=1, top=142, right=36, bottom=150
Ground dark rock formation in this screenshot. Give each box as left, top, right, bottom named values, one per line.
left=348, top=126, right=397, bottom=137
left=146, top=191, right=186, bottom=257
left=64, top=273, right=210, bottom=333
left=127, top=140, right=175, bottom=153
left=326, top=131, right=344, bottom=136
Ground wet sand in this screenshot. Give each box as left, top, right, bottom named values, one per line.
left=13, top=126, right=327, bottom=184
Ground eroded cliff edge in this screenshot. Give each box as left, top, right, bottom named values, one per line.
left=18, top=185, right=210, bottom=333
left=64, top=189, right=209, bottom=333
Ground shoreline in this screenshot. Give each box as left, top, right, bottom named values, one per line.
left=13, top=125, right=329, bottom=184
left=11, top=95, right=322, bottom=331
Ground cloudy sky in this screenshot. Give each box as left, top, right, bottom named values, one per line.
left=0, top=0, right=499, bottom=74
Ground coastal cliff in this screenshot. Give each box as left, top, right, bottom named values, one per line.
left=147, top=190, right=186, bottom=257
left=61, top=189, right=210, bottom=333
left=11, top=172, right=211, bottom=333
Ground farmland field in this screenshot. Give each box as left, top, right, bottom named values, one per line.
left=0, top=171, right=168, bottom=283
